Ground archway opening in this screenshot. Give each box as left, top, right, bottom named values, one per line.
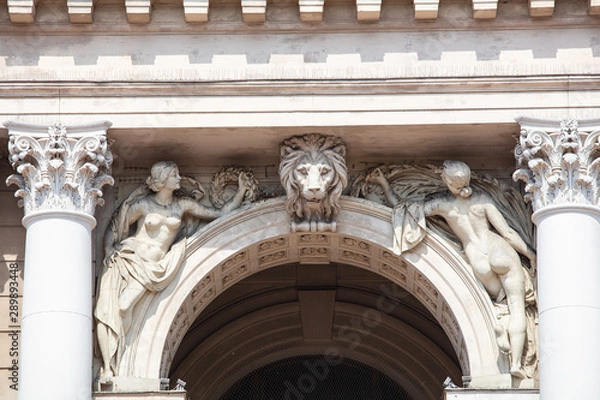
left=220, top=355, right=412, bottom=400
left=168, top=263, right=462, bottom=400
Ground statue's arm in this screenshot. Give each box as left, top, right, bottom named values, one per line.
left=366, top=168, right=398, bottom=207
left=219, top=172, right=250, bottom=213
left=423, top=197, right=443, bottom=217
left=485, top=203, right=536, bottom=263
left=184, top=173, right=250, bottom=219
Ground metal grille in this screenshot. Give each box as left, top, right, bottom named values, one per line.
left=220, top=356, right=413, bottom=400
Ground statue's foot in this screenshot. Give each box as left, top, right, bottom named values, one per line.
left=510, top=367, right=527, bottom=380
left=494, top=325, right=510, bottom=353
left=99, top=370, right=114, bottom=385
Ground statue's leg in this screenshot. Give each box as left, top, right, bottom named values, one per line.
left=96, top=322, right=114, bottom=384
left=119, top=279, right=147, bottom=336
left=500, top=267, right=527, bottom=379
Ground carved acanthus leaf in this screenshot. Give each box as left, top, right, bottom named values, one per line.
left=5, top=122, right=114, bottom=215
left=514, top=118, right=600, bottom=211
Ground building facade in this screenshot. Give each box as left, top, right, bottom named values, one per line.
left=1, top=0, right=600, bottom=399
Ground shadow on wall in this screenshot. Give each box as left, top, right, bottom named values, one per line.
left=0, top=28, right=599, bottom=66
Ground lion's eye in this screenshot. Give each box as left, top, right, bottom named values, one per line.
left=297, top=167, right=307, bottom=175
left=320, top=166, right=331, bottom=175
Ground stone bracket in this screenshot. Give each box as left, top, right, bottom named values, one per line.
left=472, top=0, right=498, bottom=19
left=529, top=0, right=554, bottom=17
left=183, top=0, right=209, bottom=22
left=299, top=0, right=324, bottom=22
left=242, top=0, right=266, bottom=23
left=590, top=0, right=600, bottom=15
left=414, top=0, right=439, bottom=19
left=126, top=0, right=152, bottom=23
left=7, top=0, right=38, bottom=23
left=356, top=0, right=381, bottom=22
left=67, top=0, right=94, bottom=23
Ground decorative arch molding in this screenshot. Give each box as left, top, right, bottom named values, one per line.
left=119, top=197, right=508, bottom=387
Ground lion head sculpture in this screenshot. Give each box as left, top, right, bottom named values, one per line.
left=279, top=134, right=348, bottom=232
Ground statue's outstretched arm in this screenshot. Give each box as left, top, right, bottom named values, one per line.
left=365, top=168, right=398, bottom=208
left=485, top=203, right=536, bottom=264
left=186, top=172, right=251, bottom=220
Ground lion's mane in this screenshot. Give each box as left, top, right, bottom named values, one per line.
left=279, top=134, right=347, bottom=223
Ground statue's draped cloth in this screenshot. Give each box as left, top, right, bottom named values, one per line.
left=95, top=238, right=185, bottom=373
left=392, top=202, right=426, bottom=255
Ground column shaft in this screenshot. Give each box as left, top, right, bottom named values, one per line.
left=19, top=211, right=96, bottom=400
left=534, top=206, right=600, bottom=400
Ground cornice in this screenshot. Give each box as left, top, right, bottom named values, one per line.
left=1, top=0, right=599, bottom=33
left=1, top=75, right=600, bottom=98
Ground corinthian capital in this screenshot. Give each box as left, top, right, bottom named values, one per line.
left=513, top=117, right=600, bottom=211
left=5, top=121, right=114, bottom=216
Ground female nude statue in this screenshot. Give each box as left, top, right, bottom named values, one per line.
left=367, top=160, right=536, bottom=379
left=95, top=161, right=252, bottom=384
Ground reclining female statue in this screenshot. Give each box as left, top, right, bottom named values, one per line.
left=367, top=160, right=537, bottom=379
left=95, top=161, right=252, bottom=384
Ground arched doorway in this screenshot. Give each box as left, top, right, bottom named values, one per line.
left=168, top=263, right=462, bottom=399
left=221, top=356, right=413, bottom=400
left=119, top=197, right=507, bottom=390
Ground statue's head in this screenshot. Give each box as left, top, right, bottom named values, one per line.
left=441, top=160, right=472, bottom=198
left=147, top=161, right=179, bottom=192
left=279, top=134, right=348, bottom=223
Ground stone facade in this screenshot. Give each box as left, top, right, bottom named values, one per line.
left=2, top=0, right=600, bottom=398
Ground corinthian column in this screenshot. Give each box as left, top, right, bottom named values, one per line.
left=514, top=117, right=600, bottom=400
left=5, top=121, right=113, bottom=400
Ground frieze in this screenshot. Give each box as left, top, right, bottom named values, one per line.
left=340, top=250, right=370, bottom=267
left=341, top=237, right=371, bottom=253
left=299, top=233, right=329, bottom=245
left=192, top=287, right=216, bottom=313
left=257, top=237, right=288, bottom=254
left=379, top=263, right=408, bottom=286
left=222, top=264, right=250, bottom=288
left=258, top=250, right=288, bottom=268
left=221, top=251, right=248, bottom=272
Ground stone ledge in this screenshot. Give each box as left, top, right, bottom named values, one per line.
left=94, top=392, right=187, bottom=399
left=445, top=388, right=539, bottom=399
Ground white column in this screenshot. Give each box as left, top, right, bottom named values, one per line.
left=514, top=117, right=600, bottom=400
left=5, top=121, right=113, bottom=400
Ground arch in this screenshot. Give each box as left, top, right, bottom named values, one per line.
left=170, top=300, right=463, bottom=400
left=118, top=197, right=508, bottom=388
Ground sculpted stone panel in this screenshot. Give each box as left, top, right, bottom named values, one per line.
left=354, top=161, right=538, bottom=382
left=279, top=133, right=348, bottom=232
left=94, top=161, right=256, bottom=386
